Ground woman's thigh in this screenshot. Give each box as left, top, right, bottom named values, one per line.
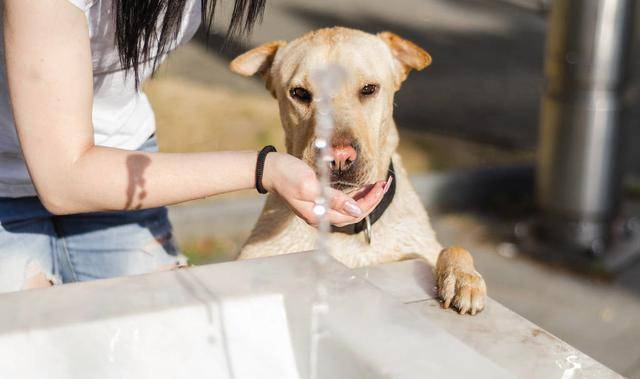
left=55, top=207, right=187, bottom=281
left=0, top=198, right=59, bottom=294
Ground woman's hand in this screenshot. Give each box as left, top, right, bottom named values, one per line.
left=262, top=152, right=387, bottom=227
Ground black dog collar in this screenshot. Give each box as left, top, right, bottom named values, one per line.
left=332, top=160, right=396, bottom=241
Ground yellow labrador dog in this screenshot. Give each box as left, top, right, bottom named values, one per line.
left=230, top=27, right=486, bottom=315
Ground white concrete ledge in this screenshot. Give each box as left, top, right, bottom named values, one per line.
left=0, top=252, right=621, bottom=378
left=356, top=259, right=622, bottom=378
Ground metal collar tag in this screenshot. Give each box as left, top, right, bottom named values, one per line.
left=364, top=216, right=372, bottom=244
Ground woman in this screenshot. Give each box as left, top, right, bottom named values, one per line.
left=0, top=0, right=385, bottom=293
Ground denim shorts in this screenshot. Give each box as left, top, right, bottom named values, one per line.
left=0, top=137, right=187, bottom=294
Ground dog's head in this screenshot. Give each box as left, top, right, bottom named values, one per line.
left=230, top=27, right=431, bottom=192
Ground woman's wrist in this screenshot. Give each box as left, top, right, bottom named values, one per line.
left=260, top=151, right=279, bottom=193
left=255, top=146, right=277, bottom=194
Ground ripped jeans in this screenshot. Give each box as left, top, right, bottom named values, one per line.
left=0, top=198, right=187, bottom=294
left=0, top=137, right=187, bottom=294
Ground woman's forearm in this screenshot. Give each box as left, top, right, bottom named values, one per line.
left=3, top=1, right=259, bottom=214
left=41, top=146, right=259, bottom=214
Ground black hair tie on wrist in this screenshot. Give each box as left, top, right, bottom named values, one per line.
left=255, top=145, right=277, bottom=194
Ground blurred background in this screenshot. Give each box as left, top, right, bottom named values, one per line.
left=145, top=0, right=640, bottom=376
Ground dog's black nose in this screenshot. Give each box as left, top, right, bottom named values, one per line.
left=331, top=145, right=357, bottom=172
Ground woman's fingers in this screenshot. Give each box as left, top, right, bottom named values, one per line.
left=329, top=181, right=386, bottom=226
left=327, top=180, right=387, bottom=217
left=326, top=209, right=361, bottom=226
left=294, top=171, right=364, bottom=218
left=290, top=199, right=365, bottom=227
left=291, top=180, right=388, bottom=227
left=326, top=188, right=364, bottom=217
left=354, top=181, right=386, bottom=213
left=290, top=199, right=358, bottom=227
left=288, top=199, right=320, bottom=226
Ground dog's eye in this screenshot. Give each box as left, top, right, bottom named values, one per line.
left=360, top=84, right=378, bottom=97
left=289, top=87, right=312, bottom=103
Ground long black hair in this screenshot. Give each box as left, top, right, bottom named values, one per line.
left=113, top=0, right=266, bottom=86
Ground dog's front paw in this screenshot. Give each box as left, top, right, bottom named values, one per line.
left=436, top=247, right=487, bottom=315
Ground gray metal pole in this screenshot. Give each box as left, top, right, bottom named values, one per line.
left=536, top=0, right=636, bottom=254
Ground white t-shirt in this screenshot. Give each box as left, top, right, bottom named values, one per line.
left=0, top=0, right=201, bottom=197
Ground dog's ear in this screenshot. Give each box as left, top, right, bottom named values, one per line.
left=230, top=40, right=286, bottom=77
left=230, top=40, right=286, bottom=97
left=378, top=31, right=431, bottom=84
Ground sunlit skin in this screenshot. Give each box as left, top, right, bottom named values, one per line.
left=3, top=0, right=385, bottom=227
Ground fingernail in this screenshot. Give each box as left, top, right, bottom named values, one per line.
left=344, top=201, right=363, bottom=217
left=383, top=177, right=393, bottom=194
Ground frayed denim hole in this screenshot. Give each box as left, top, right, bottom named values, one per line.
left=23, top=260, right=60, bottom=290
